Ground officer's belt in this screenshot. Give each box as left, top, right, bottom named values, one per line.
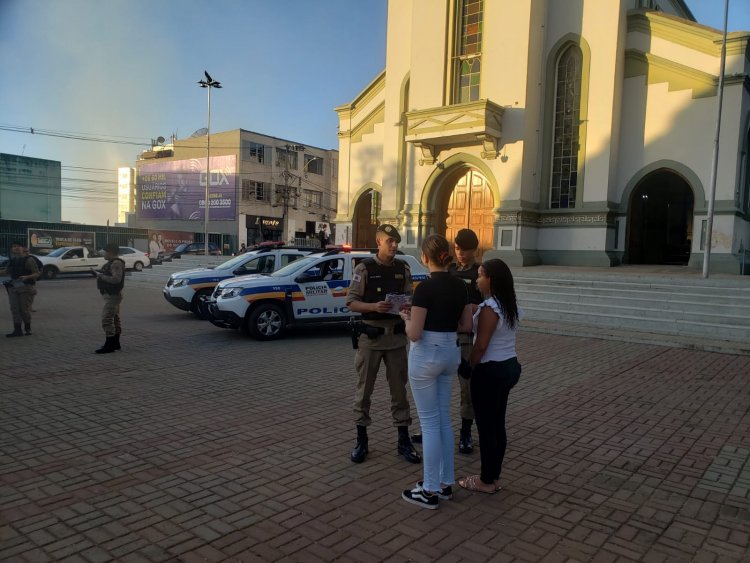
left=361, top=322, right=406, bottom=335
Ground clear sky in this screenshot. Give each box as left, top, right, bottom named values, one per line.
left=0, top=0, right=748, bottom=225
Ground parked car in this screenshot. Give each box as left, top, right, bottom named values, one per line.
left=164, top=242, right=222, bottom=259
left=38, top=246, right=107, bottom=279
left=207, top=249, right=429, bottom=340
left=163, top=246, right=313, bottom=318
left=117, top=247, right=151, bottom=271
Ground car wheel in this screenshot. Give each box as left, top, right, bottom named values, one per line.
left=133, top=261, right=144, bottom=272
left=191, top=289, right=213, bottom=320
left=43, top=266, right=58, bottom=279
left=247, top=303, right=286, bottom=340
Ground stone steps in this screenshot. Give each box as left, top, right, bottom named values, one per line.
left=514, top=269, right=750, bottom=345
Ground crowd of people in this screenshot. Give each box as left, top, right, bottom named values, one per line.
left=346, top=225, right=523, bottom=509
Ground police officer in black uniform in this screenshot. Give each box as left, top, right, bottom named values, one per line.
left=2, top=241, right=40, bottom=337
left=95, top=243, right=125, bottom=354
left=346, top=224, right=421, bottom=464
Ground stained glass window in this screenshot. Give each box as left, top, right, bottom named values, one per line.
left=454, top=0, right=483, bottom=103
left=550, top=46, right=582, bottom=209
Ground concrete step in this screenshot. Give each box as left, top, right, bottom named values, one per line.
left=515, top=276, right=750, bottom=297
left=521, top=304, right=750, bottom=341
left=516, top=288, right=750, bottom=316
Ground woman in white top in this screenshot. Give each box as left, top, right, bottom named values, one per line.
left=458, top=258, right=522, bottom=494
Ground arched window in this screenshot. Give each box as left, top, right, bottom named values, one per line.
left=550, top=45, right=583, bottom=209
left=453, top=0, right=483, bottom=103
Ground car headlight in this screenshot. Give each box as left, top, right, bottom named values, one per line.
left=171, top=279, right=187, bottom=288
left=220, top=287, right=242, bottom=299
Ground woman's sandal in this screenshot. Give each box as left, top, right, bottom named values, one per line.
left=458, top=475, right=497, bottom=494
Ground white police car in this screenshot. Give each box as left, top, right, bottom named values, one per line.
left=207, top=249, right=428, bottom=340
left=163, top=246, right=312, bottom=318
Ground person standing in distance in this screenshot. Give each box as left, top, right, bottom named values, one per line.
left=94, top=243, right=125, bottom=354
left=1, top=241, right=40, bottom=337
left=346, top=224, right=421, bottom=464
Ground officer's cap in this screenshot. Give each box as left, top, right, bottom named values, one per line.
left=376, top=224, right=401, bottom=243
left=454, top=228, right=479, bottom=250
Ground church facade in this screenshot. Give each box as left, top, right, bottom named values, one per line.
left=334, top=0, right=750, bottom=273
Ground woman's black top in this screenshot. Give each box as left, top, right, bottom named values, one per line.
left=412, top=271, right=468, bottom=332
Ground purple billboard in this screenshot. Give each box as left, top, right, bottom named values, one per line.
left=138, top=155, right=236, bottom=220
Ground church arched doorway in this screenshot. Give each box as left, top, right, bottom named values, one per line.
left=627, top=169, right=694, bottom=265
left=353, top=189, right=379, bottom=248
left=438, top=169, right=495, bottom=257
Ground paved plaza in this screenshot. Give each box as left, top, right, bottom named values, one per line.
left=1, top=273, right=750, bottom=562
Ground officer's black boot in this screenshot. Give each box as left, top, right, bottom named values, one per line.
left=459, top=418, right=474, bottom=454
left=95, top=336, right=117, bottom=354
left=351, top=425, right=368, bottom=463
left=397, top=426, right=421, bottom=464
left=113, top=334, right=121, bottom=350
left=24, top=322, right=31, bottom=336
left=6, top=324, right=23, bottom=337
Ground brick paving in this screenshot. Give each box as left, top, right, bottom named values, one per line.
left=1, top=273, right=749, bottom=562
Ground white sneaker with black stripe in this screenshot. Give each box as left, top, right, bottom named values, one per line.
left=402, top=484, right=439, bottom=509
left=417, top=481, right=453, bottom=500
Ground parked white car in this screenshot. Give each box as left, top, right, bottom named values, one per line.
left=118, top=247, right=151, bottom=271
left=38, top=246, right=106, bottom=279
left=207, top=249, right=429, bottom=340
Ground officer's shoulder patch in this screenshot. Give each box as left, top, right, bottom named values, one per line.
left=353, top=273, right=362, bottom=282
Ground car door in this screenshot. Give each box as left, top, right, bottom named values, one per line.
left=62, top=248, right=87, bottom=272
left=293, top=257, right=348, bottom=320
left=117, top=248, right=134, bottom=269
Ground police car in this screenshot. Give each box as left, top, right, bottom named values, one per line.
left=163, top=245, right=312, bottom=318
left=207, top=249, right=428, bottom=340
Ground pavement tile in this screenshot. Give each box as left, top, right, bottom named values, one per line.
left=2, top=277, right=750, bottom=561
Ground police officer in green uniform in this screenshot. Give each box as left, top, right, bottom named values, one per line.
left=346, top=224, right=421, bottom=464
left=94, top=243, right=125, bottom=354
left=2, top=241, right=40, bottom=337
left=411, top=228, right=482, bottom=453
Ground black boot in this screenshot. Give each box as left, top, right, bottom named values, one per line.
left=351, top=425, right=368, bottom=463
left=24, top=322, right=31, bottom=336
left=397, top=426, right=421, bottom=464
left=6, top=324, right=23, bottom=337
left=459, top=418, right=474, bottom=454
left=113, top=334, right=121, bottom=350
left=95, top=336, right=117, bottom=354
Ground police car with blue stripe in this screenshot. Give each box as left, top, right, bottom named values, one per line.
left=207, top=248, right=428, bottom=340
left=163, top=245, right=312, bottom=318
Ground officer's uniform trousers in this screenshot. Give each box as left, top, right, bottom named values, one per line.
left=101, top=292, right=123, bottom=337
left=8, top=285, right=33, bottom=325
left=353, top=321, right=412, bottom=427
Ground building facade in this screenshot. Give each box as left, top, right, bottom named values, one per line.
left=134, top=129, right=338, bottom=250
left=117, top=167, right=136, bottom=225
left=0, top=153, right=61, bottom=223
left=334, top=0, right=750, bottom=273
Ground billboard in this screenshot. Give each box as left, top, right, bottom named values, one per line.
left=27, top=229, right=96, bottom=256
left=138, top=155, right=236, bottom=220
left=147, top=230, right=194, bottom=257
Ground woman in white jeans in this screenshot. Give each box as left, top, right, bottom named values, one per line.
left=400, top=234, right=473, bottom=509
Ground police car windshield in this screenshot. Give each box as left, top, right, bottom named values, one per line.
left=213, top=252, right=258, bottom=271
left=271, top=256, right=318, bottom=277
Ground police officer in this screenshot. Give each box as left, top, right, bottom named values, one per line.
left=2, top=241, right=40, bottom=337
left=411, top=228, right=482, bottom=454
left=94, top=243, right=125, bottom=354
left=346, top=224, right=421, bottom=464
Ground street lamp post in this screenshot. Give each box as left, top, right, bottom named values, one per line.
left=197, top=71, right=222, bottom=256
